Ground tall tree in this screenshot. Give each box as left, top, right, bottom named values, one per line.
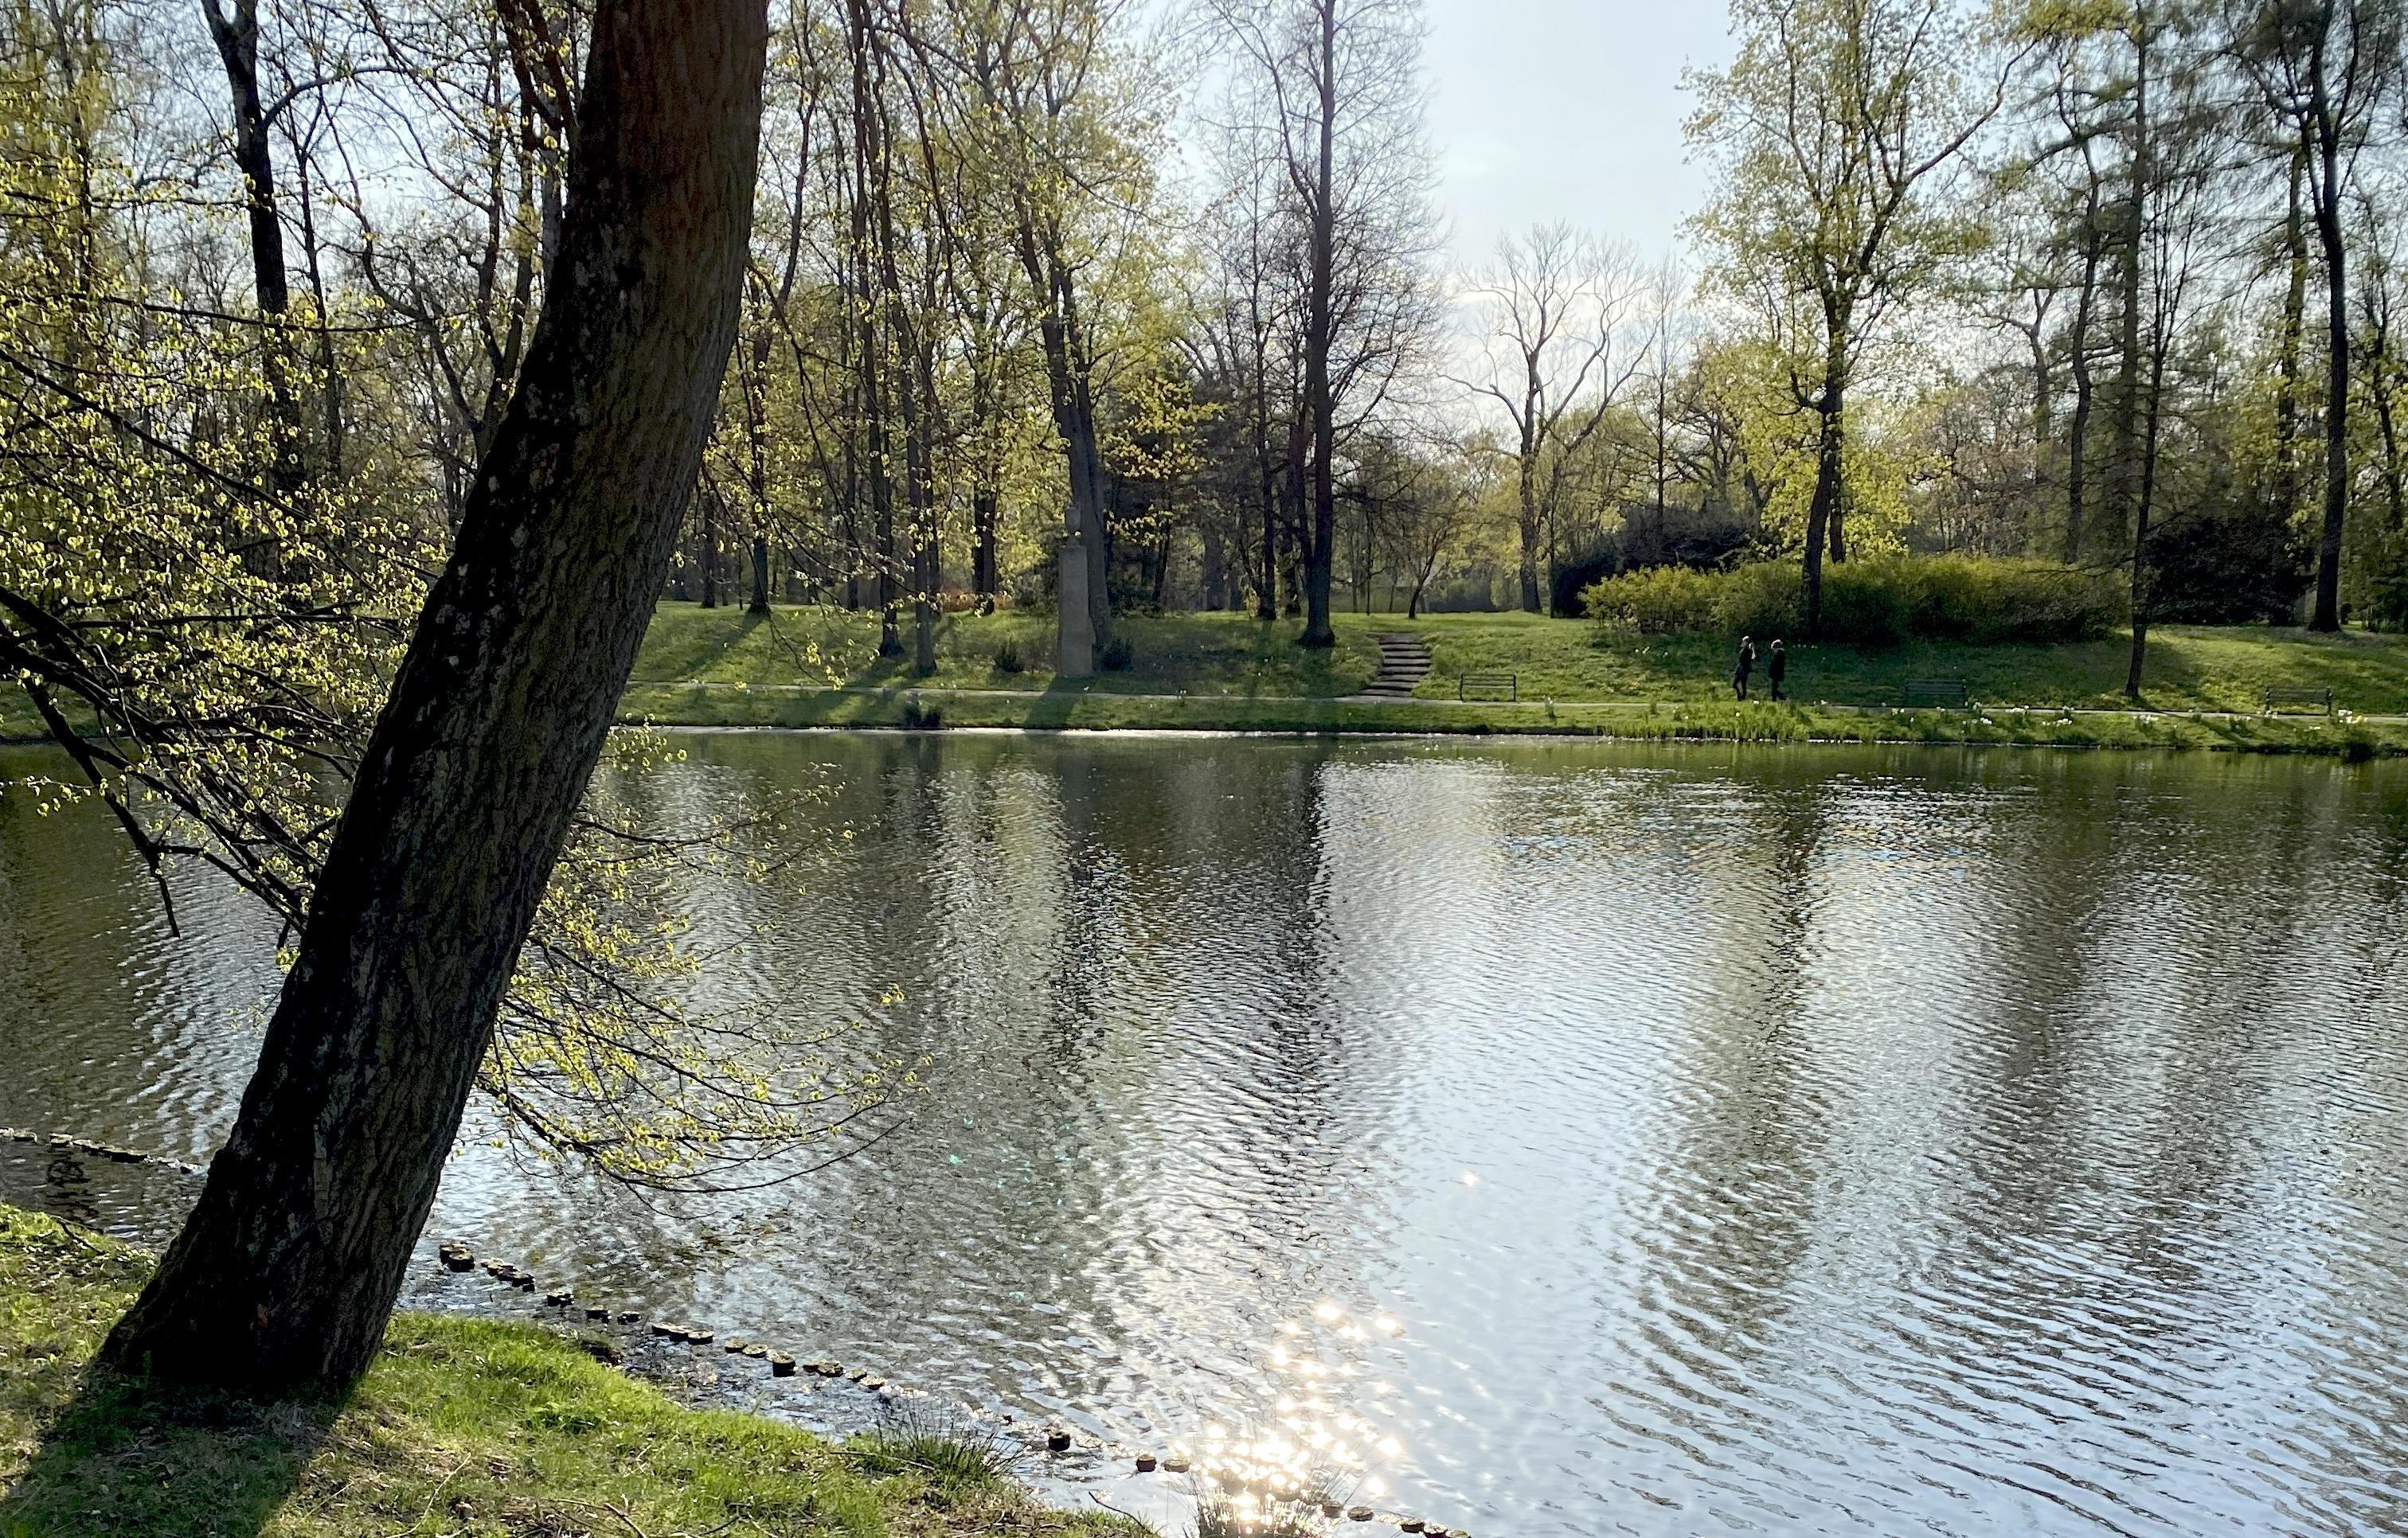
left=96, top=0, right=771, bottom=1396
left=1690, top=0, right=2010, bottom=634
left=2234, top=0, right=2402, bottom=630
left=954, top=0, right=1145, bottom=673
left=1460, top=224, right=1641, bottom=613
left=1203, top=0, right=1435, bottom=648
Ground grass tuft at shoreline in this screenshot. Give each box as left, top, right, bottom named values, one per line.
left=0, top=1205, right=1146, bottom=1537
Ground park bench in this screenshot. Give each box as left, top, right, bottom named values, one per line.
left=2262, top=685, right=2334, bottom=716
left=1902, top=678, right=1971, bottom=708
left=1459, top=672, right=1519, bottom=702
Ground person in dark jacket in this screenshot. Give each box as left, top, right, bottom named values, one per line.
left=1733, top=636, right=1757, bottom=699
left=1767, top=638, right=1787, bottom=701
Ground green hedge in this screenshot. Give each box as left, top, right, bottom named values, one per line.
left=1582, top=557, right=2128, bottom=646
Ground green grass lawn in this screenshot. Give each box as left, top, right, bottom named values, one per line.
left=17, top=607, right=2406, bottom=755
left=634, top=603, right=2408, bottom=716
left=0, top=1205, right=1146, bottom=1538
left=620, top=681, right=2408, bottom=758
left=633, top=603, right=1382, bottom=699
left=1409, top=611, right=2408, bottom=714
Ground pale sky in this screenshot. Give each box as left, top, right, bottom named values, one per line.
left=1417, top=1, right=1735, bottom=275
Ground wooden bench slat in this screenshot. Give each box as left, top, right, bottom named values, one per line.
left=1902, top=678, right=1971, bottom=707
left=1459, top=672, right=1518, bottom=702
left=2262, top=685, right=2334, bottom=715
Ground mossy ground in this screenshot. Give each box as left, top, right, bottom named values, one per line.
left=0, top=1205, right=1147, bottom=1538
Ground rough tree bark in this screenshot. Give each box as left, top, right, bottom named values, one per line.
left=98, top=0, right=768, bottom=1398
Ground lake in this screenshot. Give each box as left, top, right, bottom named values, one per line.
left=4, top=732, right=2407, bottom=1536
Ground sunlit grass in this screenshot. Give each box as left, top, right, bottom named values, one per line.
left=0, top=1204, right=1152, bottom=1537
left=850, top=1401, right=1022, bottom=1495
left=631, top=603, right=2408, bottom=719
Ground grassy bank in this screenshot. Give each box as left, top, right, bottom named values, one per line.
left=620, top=681, right=2408, bottom=758
left=636, top=603, right=1385, bottom=699
left=634, top=604, right=2408, bottom=717
left=0, top=1206, right=1144, bottom=1537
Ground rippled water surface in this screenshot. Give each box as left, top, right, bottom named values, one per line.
left=6, top=733, right=2408, bottom=1536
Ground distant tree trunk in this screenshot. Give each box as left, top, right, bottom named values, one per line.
left=1202, top=523, right=1228, bottom=609
left=1515, top=401, right=1542, bottom=613
left=743, top=312, right=776, bottom=618
left=1801, top=315, right=1847, bottom=638
left=969, top=357, right=1001, bottom=599
left=2109, top=25, right=2149, bottom=560
left=844, top=0, right=900, bottom=657
left=2126, top=310, right=2171, bottom=697
left=2275, top=138, right=2310, bottom=532
left=96, top=0, right=768, bottom=1398
left=972, top=486, right=999, bottom=597
left=2309, top=81, right=2351, bottom=631
left=1299, top=0, right=1339, bottom=649
left=1255, top=400, right=1278, bottom=619
left=201, top=0, right=305, bottom=494
left=1016, top=218, right=1112, bottom=652
left=700, top=487, right=721, bottom=607
left=1828, top=470, right=1848, bottom=564
left=2064, top=201, right=2101, bottom=564
left=2367, top=316, right=2407, bottom=531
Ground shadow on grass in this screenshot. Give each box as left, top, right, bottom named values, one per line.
left=0, top=1367, right=336, bottom=1538
left=1018, top=678, right=1088, bottom=731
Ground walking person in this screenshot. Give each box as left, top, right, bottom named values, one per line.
left=1767, top=638, right=1787, bottom=701
left=1732, top=635, right=1757, bottom=700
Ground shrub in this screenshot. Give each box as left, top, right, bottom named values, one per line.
left=992, top=641, right=1024, bottom=674
left=1583, top=556, right=2125, bottom=646
left=1713, top=560, right=1804, bottom=641
left=1577, top=565, right=1724, bottom=634
left=1821, top=562, right=1909, bottom=646
left=1099, top=635, right=1133, bottom=671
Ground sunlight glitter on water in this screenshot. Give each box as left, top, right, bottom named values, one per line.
left=7, top=735, right=2408, bottom=1536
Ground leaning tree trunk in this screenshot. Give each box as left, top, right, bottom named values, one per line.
left=99, top=0, right=768, bottom=1399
